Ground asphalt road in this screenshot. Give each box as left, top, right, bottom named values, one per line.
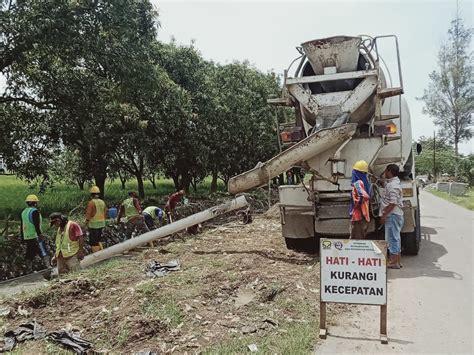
left=315, top=190, right=473, bottom=354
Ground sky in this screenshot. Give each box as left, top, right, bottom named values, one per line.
left=152, top=0, right=473, bottom=154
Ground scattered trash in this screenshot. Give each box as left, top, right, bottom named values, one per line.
left=247, top=343, right=258, bottom=352
left=234, top=289, right=256, bottom=307
left=237, top=207, right=253, bottom=224
left=0, top=321, right=46, bottom=352
left=145, top=260, right=181, bottom=278
left=0, top=307, right=10, bottom=317
left=17, top=306, right=31, bottom=317
left=48, top=330, right=93, bottom=354
left=0, top=321, right=94, bottom=354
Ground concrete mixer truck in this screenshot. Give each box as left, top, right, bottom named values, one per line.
left=228, top=35, right=421, bottom=255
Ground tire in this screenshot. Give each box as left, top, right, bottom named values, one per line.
left=284, top=237, right=319, bottom=254
left=402, top=208, right=421, bottom=255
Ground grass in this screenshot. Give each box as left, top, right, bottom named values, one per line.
left=140, top=296, right=184, bottom=328
left=427, top=187, right=474, bottom=210
left=0, top=174, right=225, bottom=220
left=203, top=322, right=316, bottom=354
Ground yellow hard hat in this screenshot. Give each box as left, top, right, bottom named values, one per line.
left=89, top=186, right=100, bottom=194
left=353, top=160, right=369, bottom=173
left=25, top=194, right=39, bottom=202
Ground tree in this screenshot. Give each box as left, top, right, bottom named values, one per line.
left=49, top=148, right=92, bottom=190
left=156, top=42, right=212, bottom=192
left=414, top=135, right=457, bottom=178
left=1, top=0, right=163, bottom=197
left=209, top=62, right=281, bottom=186
left=418, top=14, right=473, bottom=178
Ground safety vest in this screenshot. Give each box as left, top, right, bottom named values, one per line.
left=89, top=198, right=106, bottom=229
left=55, top=221, right=80, bottom=258
left=21, top=207, right=42, bottom=240
left=143, top=206, right=159, bottom=218
left=123, top=197, right=140, bottom=218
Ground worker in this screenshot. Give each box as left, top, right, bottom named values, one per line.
left=20, top=194, right=50, bottom=273
left=349, top=160, right=371, bottom=239
left=143, top=206, right=164, bottom=229
left=380, top=164, right=404, bottom=269
left=85, top=186, right=107, bottom=253
left=50, top=213, right=84, bottom=274
left=164, top=190, right=185, bottom=223
left=117, top=191, right=150, bottom=239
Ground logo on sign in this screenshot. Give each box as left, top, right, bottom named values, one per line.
left=335, top=241, right=343, bottom=250
left=322, top=240, right=332, bottom=249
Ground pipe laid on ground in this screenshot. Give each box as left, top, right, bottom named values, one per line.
left=228, top=123, right=357, bottom=194
left=81, top=196, right=248, bottom=268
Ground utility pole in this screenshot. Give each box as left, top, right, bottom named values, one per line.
left=433, top=131, right=436, bottom=182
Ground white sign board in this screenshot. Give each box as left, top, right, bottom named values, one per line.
left=320, top=239, right=387, bottom=305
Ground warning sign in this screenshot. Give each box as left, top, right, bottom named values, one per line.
left=320, top=239, right=387, bottom=305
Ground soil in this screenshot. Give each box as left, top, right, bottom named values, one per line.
left=0, top=205, right=350, bottom=353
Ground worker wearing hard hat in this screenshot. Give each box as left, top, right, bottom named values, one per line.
left=349, top=160, right=371, bottom=239
left=143, top=206, right=164, bottom=229
left=50, top=213, right=84, bottom=274
left=85, top=186, right=107, bottom=253
left=20, top=194, right=50, bottom=273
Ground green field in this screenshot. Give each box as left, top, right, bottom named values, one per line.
left=427, top=187, right=474, bottom=210
left=0, top=175, right=225, bottom=221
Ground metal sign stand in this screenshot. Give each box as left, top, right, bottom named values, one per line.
left=319, top=239, right=388, bottom=344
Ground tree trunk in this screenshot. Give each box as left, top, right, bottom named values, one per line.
left=210, top=170, right=218, bottom=193
left=181, top=173, right=192, bottom=194
left=94, top=174, right=106, bottom=199
left=149, top=174, right=156, bottom=189
left=454, top=140, right=459, bottom=180
left=118, top=171, right=127, bottom=190
left=136, top=173, right=145, bottom=199
left=172, top=175, right=180, bottom=190
left=191, top=178, right=197, bottom=193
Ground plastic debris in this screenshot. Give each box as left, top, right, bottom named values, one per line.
left=145, top=260, right=181, bottom=278
left=0, top=321, right=46, bottom=352
left=47, top=330, right=93, bottom=354
left=248, top=344, right=258, bottom=352
left=0, top=307, right=10, bottom=317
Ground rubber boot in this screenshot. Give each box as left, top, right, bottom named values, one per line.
left=398, top=254, right=403, bottom=268
left=388, top=254, right=401, bottom=269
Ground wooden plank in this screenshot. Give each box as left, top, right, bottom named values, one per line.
left=286, top=69, right=378, bottom=85
left=380, top=304, right=388, bottom=344
left=319, top=301, right=327, bottom=339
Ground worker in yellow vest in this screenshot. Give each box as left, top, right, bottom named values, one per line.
left=50, top=213, right=85, bottom=274
left=85, top=186, right=107, bottom=253
left=20, top=194, right=50, bottom=273
left=117, top=191, right=151, bottom=244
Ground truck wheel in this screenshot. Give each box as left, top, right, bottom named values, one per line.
left=402, top=209, right=421, bottom=255
left=284, top=238, right=318, bottom=254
